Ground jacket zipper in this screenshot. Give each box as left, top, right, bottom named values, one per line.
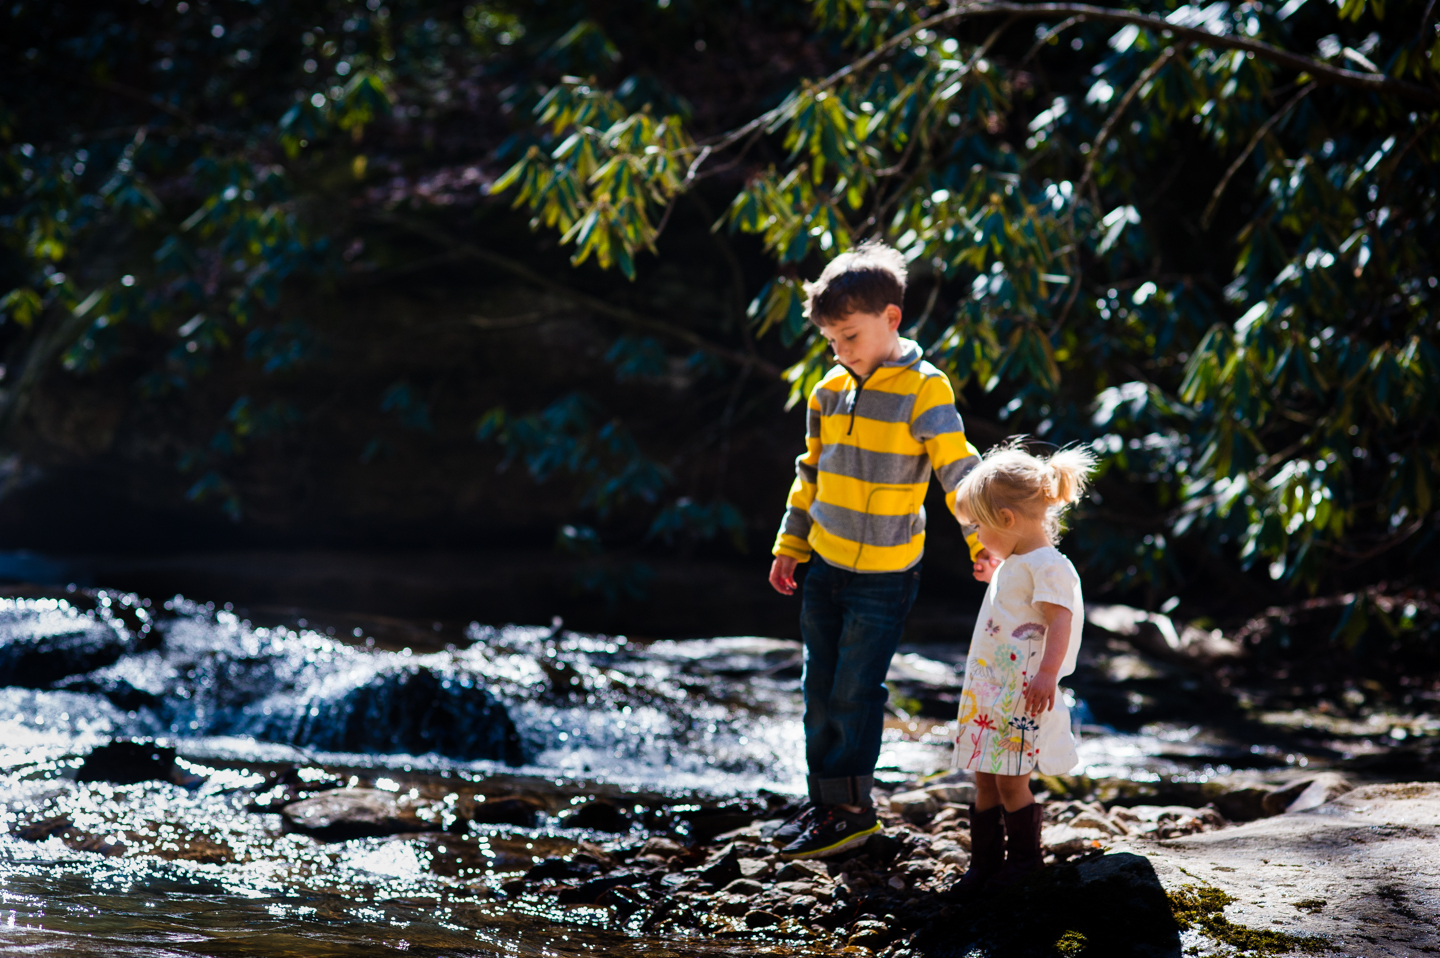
left=839, top=363, right=866, bottom=436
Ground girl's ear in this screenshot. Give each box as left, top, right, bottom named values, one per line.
left=998, top=507, right=1016, bottom=529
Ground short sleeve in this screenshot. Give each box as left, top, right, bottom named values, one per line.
left=1031, top=556, right=1079, bottom=612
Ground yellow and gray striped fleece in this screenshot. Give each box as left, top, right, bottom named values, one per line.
left=773, top=339, right=982, bottom=572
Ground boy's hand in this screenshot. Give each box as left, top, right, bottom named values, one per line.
left=972, top=549, right=1001, bottom=583
left=1024, top=668, right=1059, bottom=716
left=769, top=556, right=800, bottom=595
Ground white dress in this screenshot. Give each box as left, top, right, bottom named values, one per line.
left=953, top=546, right=1082, bottom=776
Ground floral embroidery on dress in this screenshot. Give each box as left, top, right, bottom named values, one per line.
left=1011, top=622, right=1046, bottom=641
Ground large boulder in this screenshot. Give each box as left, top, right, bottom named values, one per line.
left=1099, top=782, right=1440, bottom=957
left=0, top=603, right=130, bottom=688
left=269, top=666, right=524, bottom=764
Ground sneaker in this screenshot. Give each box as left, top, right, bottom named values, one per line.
left=763, top=800, right=817, bottom=846
left=779, top=805, right=881, bottom=860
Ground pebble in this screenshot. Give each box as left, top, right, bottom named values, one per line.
left=721, top=878, right=764, bottom=897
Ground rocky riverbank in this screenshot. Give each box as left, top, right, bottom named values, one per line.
left=6, top=738, right=1437, bottom=957
left=3, top=587, right=1439, bottom=956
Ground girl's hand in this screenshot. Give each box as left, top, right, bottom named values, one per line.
left=1025, top=668, right=1059, bottom=715
left=972, top=549, right=1001, bottom=583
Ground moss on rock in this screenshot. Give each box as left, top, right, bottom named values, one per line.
left=1168, top=885, right=1326, bottom=955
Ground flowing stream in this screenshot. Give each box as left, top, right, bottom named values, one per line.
left=0, top=589, right=1429, bottom=956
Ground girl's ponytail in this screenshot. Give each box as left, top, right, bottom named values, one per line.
left=1045, top=447, right=1097, bottom=506
left=957, top=441, right=1098, bottom=545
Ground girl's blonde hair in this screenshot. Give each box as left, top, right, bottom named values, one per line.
left=955, top=443, right=1097, bottom=544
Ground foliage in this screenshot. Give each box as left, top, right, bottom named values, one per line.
left=4, top=0, right=1440, bottom=624
left=490, top=0, right=1440, bottom=611
left=0, top=0, right=771, bottom=581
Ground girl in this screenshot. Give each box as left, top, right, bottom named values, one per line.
left=948, top=443, right=1095, bottom=893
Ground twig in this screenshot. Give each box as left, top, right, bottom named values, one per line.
left=368, top=213, right=783, bottom=380
left=1077, top=47, right=1177, bottom=196
left=1021, top=15, right=1085, bottom=65
left=1201, top=82, right=1316, bottom=230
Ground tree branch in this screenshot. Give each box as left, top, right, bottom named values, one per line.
left=936, top=2, right=1440, bottom=107
left=682, top=0, right=1437, bottom=181
left=1201, top=82, right=1317, bottom=229
left=366, top=214, right=783, bottom=380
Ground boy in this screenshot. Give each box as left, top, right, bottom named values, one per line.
left=768, top=240, right=987, bottom=859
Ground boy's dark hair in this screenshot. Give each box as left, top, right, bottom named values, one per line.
left=803, top=240, right=908, bottom=326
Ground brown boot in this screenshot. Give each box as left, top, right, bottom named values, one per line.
left=945, top=803, right=1004, bottom=899
left=990, top=802, right=1045, bottom=887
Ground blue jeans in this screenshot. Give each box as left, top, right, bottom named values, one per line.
left=799, top=555, right=921, bottom=806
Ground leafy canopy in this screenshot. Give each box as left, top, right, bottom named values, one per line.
left=492, top=0, right=1440, bottom=607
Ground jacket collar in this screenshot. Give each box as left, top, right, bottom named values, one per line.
left=882, top=338, right=924, bottom=370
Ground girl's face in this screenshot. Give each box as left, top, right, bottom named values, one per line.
left=971, top=505, right=1049, bottom=559
left=974, top=511, right=1021, bottom=560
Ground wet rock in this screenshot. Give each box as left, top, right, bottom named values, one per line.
left=1068, top=811, right=1128, bottom=836
left=157, top=837, right=236, bottom=864
left=696, top=845, right=742, bottom=886
left=713, top=821, right=768, bottom=843
left=659, top=871, right=702, bottom=892
left=558, top=799, right=630, bottom=833
left=1278, top=772, right=1353, bottom=814
left=1085, top=604, right=1241, bottom=665
left=862, top=832, right=903, bottom=862
left=889, top=789, right=940, bottom=821
left=848, top=918, right=893, bottom=948
left=77, top=740, right=176, bottom=784
left=279, top=667, right=523, bottom=764
left=784, top=893, right=818, bottom=915
left=721, top=878, right=764, bottom=897
left=556, top=870, right=645, bottom=905
left=744, top=909, right=781, bottom=928
left=737, top=856, right=771, bottom=879
left=67, top=832, right=127, bottom=857
left=1042, top=823, right=1108, bottom=859
left=13, top=815, right=72, bottom=841
left=522, top=854, right=605, bottom=882
left=53, top=674, right=160, bottom=712
left=679, top=800, right=758, bottom=842
left=281, top=787, right=457, bottom=840
left=928, top=837, right=967, bottom=865
left=638, top=836, right=686, bottom=859
left=707, top=895, right=746, bottom=917
left=0, top=605, right=130, bottom=688
left=594, top=884, right=648, bottom=915
left=1211, top=785, right=1269, bottom=822
left=930, top=805, right=967, bottom=829
left=246, top=766, right=346, bottom=811
left=470, top=795, right=544, bottom=827
left=776, top=859, right=830, bottom=882
left=925, top=783, right=976, bottom=805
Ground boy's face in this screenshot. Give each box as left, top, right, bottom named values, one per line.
left=820, top=304, right=903, bottom=378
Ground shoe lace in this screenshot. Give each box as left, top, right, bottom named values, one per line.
left=780, top=801, right=815, bottom=826
left=806, top=805, right=841, bottom=833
